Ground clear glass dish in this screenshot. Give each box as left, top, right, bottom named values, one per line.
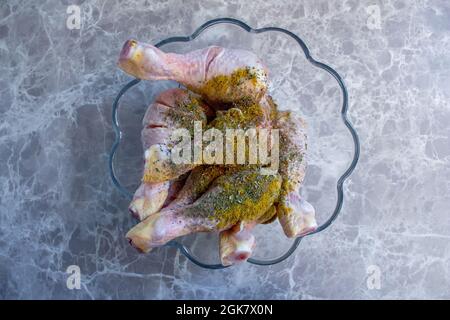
left=109, top=18, right=360, bottom=269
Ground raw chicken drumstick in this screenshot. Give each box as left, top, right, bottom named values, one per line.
left=131, top=88, right=275, bottom=222
left=118, top=39, right=268, bottom=105
left=140, top=88, right=212, bottom=183
left=276, top=111, right=318, bottom=237
left=137, top=165, right=229, bottom=222
left=133, top=160, right=276, bottom=264
left=219, top=206, right=276, bottom=266
left=129, top=175, right=187, bottom=221
left=129, top=181, right=170, bottom=221
left=126, top=169, right=281, bottom=253
left=129, top=88, right=211, bottom=220
left=142, top=91, right=275, bottom=184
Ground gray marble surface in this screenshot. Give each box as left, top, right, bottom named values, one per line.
left=1, top=0, right=449, bottom=299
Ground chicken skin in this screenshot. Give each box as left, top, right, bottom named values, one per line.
left=140, top=88, right=212, bottom=183
left=118, top=40, right=268, bottom=105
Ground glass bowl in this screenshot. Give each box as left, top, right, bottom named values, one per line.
left=109, top=18, right=360, bottom=269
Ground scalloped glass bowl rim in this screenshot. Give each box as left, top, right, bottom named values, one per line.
left=109, top=17, right=360, bottom=269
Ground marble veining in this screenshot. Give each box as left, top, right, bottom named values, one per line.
left=0, top=0, right=449, bottom=299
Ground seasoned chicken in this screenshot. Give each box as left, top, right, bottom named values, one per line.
left=129, top=174, right=187, bottom=221
left=276, top=111, right=317, bottom=237
left=118, top=41, right=317, bottom=266
left=118, top=40, right=268, bottom=105
left=126, top=169, right=281, bottom=253
left=129, top=88, right=210, bottom=220
left=141, top=90, right=275, bottom=183
left=140, top=88, right=211, bottom=183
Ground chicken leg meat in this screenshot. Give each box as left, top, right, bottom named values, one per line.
left=118, top=40, right=268, bottom=105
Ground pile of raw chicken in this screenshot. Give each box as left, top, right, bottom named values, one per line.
left=117, top=39, right=317, bottom=266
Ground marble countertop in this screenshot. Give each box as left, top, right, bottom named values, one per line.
left=1, top=0, right=449, bottom=299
